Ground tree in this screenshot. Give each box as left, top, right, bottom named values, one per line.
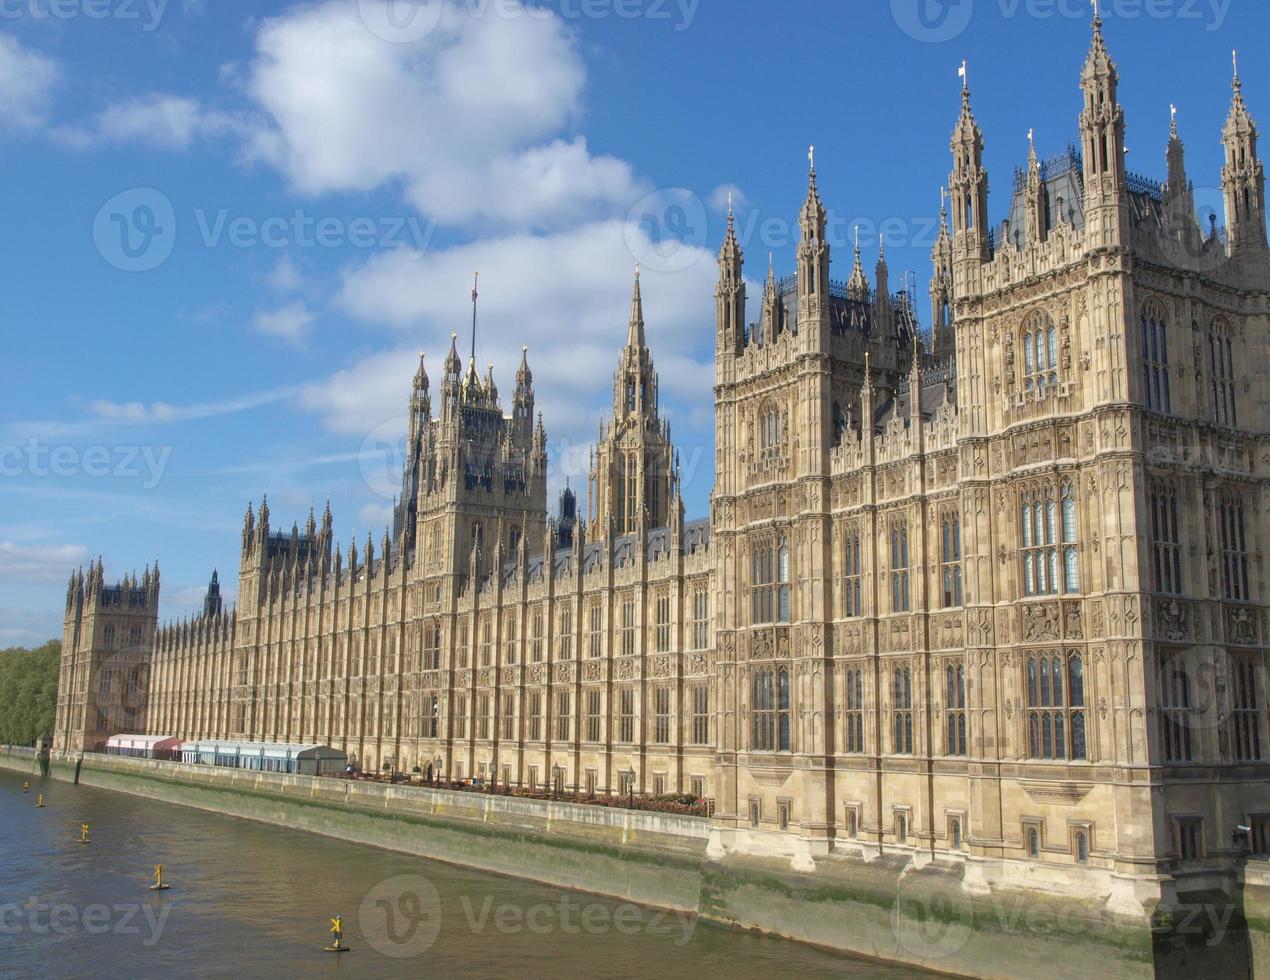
left=0, top=640, right=60, bottom=746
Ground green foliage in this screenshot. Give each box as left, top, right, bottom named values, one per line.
left=0, top=640, right=60, bottom=747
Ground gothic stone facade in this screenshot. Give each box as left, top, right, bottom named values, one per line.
left=55, top=20, right=1269, bottom=917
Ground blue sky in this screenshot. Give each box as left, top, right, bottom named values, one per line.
left=0, top=0, right=1262, bottom=644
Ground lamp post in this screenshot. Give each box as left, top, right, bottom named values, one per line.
left=552, top=764, right=563, bottom=802
left=626, top=768, right=636, bottom=810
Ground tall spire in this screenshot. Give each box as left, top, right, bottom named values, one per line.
left=627, top=262, right=646, bottom=349
left=469, top=271, right=480, bottom=364
left=1222, top=48, right=1267, bottom=253
left=716, top=194, right=745, bottom=356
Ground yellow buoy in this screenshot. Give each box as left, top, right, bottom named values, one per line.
left=35, top=794, right=45, bottom=808
left=324, top=915, right=350, bottom=953
left=149, top=863, right=170, bottom=893
left=79, top=823, right=90, bottom=845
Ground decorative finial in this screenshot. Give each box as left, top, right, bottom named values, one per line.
left=808, top=144, right=815, bottom=172
left=1028, top=127, right=1034, bottom=149
left=939, top=186, right=947, bottom=215
left=1233, top=49, right=1241, bottom=89
left=635, top=260, right=640, bottom=279
left=1091, top=0, right=1101, bottom=25
left=958, top=59, right=968, bottom=93
left=1170, top=103, right=1178, bottom=137
left=727, top=189, right=733, bottom=217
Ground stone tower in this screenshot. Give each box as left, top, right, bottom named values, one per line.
left=53, top=561, right=159, bottom=754
left=589, top=267, right=679, bottom=535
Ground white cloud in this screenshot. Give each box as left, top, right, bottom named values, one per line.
left=253, top=301, right=315, bottom=341
left=54, top=93, right=244, bottom=150
left=0, top=34, right=59, bottom=130
left=244, top=0, right=641, bottom=228
left=709, top=183, right=747, bottom=214
left=265, top=255, right=303, bottom=293
left=0, top=541, right=87, bottom=583
left=297, top=219, right=719, bottom=485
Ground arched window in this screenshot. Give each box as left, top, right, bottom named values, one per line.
left=1140, top=301, right=1171, bottom=413
left=1025, top=651, right=1087, bottom=760
left=759, top=402, right=783, bottom=457
left=890, top=523, right=911, bottom=613
left=1021, top=480, right=1079, bottom=596
left=751, top=668, right=791, bottom=752
left=941, top=513, right=962, bottom=608
left=1209, top=318, right=1237, bottom=426
left=892, top=666, right=913, bottom=754
left=1150, top=481, right=1183, bottom=595
left=945, top=662, right=967, bottom=756
left=843, top=529, right=863, bottom=617
left=844, top=667, right=864, bottom=753
left=751, top=536, right=791, bottom=624
left=1022, top=311, right=1058, bottom=391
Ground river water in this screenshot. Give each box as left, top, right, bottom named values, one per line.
left=0, top=769, right=932, bottom=979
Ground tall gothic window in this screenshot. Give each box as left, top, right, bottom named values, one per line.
left=941, top=513, right=963, bottom=608
left=455, top=694, right=467, bottom=739
left=1141, top=303, right=1172, bottom=413
left=1021, top=480, right=1079, bottom=596
left=890, top=524, right=911, bottom=613
left=531, top=612, right=544, bottom=663
left=1209, top=319, right=1237, bottom=426
left=759, top=402, right=783, bottom=457
left=653, top=687, right=671, bottom=744
left=555, top=690, right=571, bottom=742
left=844, top=666, right=864, bottom=753
left=618, top=688, right=635, bottom=743
left=691, top=588, right=709, bottom=650
left=620, top=598, right=636, bottom=656
left=1219, top=494, right=1250, bottom=601
left=1151, top=483, right=1183, bottom=595
left=690, top=684, right=710, bottom=745
left=1022, top=311, right=1058, bottom=391
left=501, top=694, right=515, bottom=740
left=585, top=689, right=602, bottom=743
left=843, top=528, right=863, bottom=617
left=1232, top=655, right=1262, bottom=762
left=751, top=537, right=791, bottom=624
left=654, top=592, right=671, bottom=653
left=423, top=621, right=441, bottom=670
left=529, top=691, right=543, bottom=742
left=504, top=614, right=517, bottom=664
left=477, top=693, right=490, bottom=740
left=480, top=618, right=492, bottom=667
left=558, top=606, right=573, bottom=659
left=587, top=603, right=603, bottom=658
left=1026, top=652, right=1086, bottom=760
left=892, top=666, right=914, bottom=754
left=752, top=668, right=790, bottom=752
left=945, top=661, right=967, bottom=756
left=1158, top=654, right=1193, bottom=763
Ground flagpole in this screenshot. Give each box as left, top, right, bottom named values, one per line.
left=470, top=272, right=479, bottom=364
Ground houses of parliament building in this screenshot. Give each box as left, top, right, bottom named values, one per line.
left=54, top=18, right=1269, bottom=918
